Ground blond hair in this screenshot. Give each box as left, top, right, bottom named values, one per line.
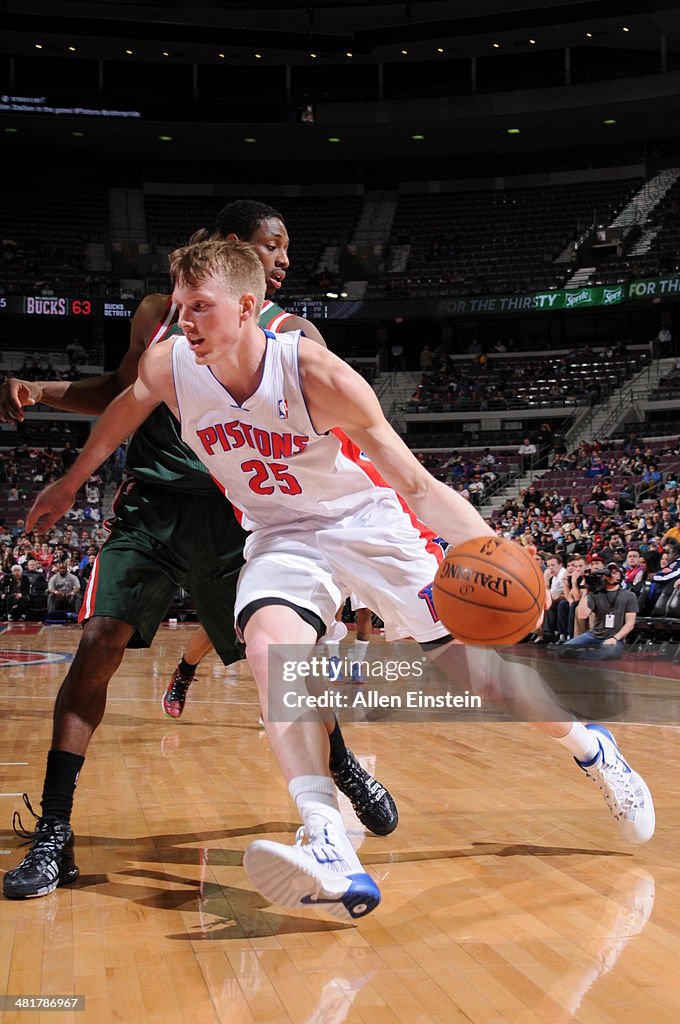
left=169, top=238, right=266, bottom=311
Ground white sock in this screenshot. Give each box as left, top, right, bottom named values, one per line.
left=326, top=641, right=340, bottom=660
left=352, top=639, right=369, bottom=664
left=555, top=722, right=601, bottom=763
left=288, top=776, right=360, bottom=868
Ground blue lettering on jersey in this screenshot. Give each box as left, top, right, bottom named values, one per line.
left=417, top=582, right=440, bottom=623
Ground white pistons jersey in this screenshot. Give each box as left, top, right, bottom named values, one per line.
left=171, top=330, right=383, bottom=532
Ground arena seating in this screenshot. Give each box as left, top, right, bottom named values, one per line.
left=1, top=177, right=108, bottom=295
left=590, top=176, right=680, bottom=284
left=144, top=194, right=363, bottom=293
left=370, top=177, right=643, bottom=297
left=402, top=346, right=647, bottom=415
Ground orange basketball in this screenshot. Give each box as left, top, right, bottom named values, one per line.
left=433, top=536, right=545, bottom=645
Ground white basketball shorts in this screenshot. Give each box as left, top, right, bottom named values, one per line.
left=234, top=489, right=449, bottom=644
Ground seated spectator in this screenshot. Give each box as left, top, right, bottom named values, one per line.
left=2, top=564, right=30, bottom=620
left=640, top=463, right=662, bottom=498
left=618, top=476, right=635, bottom=514
left=65, top=340, right=87, bottom=364
left=561, top=555, right=587, bottom=639
left=518, top=437, right=537, bottom=471
left=651, top=539, right=680, bottom=592
left=47, top=561, right=81, bottom=617
left=91, top=525, right=108, bottom=547
left=468, top=474, right=485, bottom=508
left=539, top=553, right=568, bottom=643
left=79, top=554, right=96, bottom=590
left=623, top=549, right=646, bottom=598
left=24, top=558, right=48, bottom=615
left=85, top=479, right=101, bottom=505
left=36, top=542, right=53, bottom=571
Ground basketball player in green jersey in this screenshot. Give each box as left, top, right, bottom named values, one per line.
left=1, top=201, right=397, bottom=902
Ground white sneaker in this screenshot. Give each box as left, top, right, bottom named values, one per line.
left=243, top=822, right=380, bottom=923
left=576, top=724, right=655, bottom=845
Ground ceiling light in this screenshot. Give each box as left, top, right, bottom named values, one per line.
left=623, top=26, right=630, bottom=32
left=35, top=43, right=42, bottom=49
left=310, top=52, right=317, bottom=58
left=71, top=131, right=85, bottom=137
left=507, top=128, right=521, bottom=134
left=586, top=32, right=593, bottom=38
left=218, top=52, right=225, bottom=58
left=68, top=46, right=76, bottom=52
left=437, top=47, right=444, bottom=53
left=162, top=51, right=169, bottom=57
left=529, top=39, right=536, bottom=45
left=603, top=119, right=616, bottom=125
left=412, top=134, right=425, bottom=140
left=255, top=53, right=262, bottom=58
left=244, top=137, right=257, bottom=142
left=125, top=49, right=133, bottom=55
left=5, top=127, right=18, bottom=133
left=328, top=137, right=341, bottom=142
left=401, top=49, right=408, bottom=55
left=158, top=135, right=173, bottom=141
left=493, top=42, right=500, bottom=48
left=346, top=52, right=353, bottom=57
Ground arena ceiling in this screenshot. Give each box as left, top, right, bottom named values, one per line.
left=4, top=1, right=680, bottom=59
left=3, top=2, right=680, bottom=166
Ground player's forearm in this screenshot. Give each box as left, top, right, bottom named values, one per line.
left=408, top=477, right=494, bottom=546
left=34, top=373, right=125, bottom=415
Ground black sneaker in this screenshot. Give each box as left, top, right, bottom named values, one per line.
left=162, top=667, right=193, bottom=719
left=3, top=795, right=79, bottom=900
left=331, top=750, right=398, bottom=836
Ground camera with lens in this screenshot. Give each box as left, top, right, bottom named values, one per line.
left=583, top=568, right=609, bottom=593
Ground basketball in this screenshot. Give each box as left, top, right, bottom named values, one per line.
left=433, top=536, right=545, bottom=645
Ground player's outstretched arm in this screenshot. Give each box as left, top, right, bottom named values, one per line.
left=0, top=294, right=170, bottom=421
left=299, top=340, right=494, bottom=547
left=26, top=342, right=174, bottom=532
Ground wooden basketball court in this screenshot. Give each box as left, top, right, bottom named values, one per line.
left=1, top=621, right=679, bottom=1024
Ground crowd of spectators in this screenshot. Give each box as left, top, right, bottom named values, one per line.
left=2, top=423, right=678, bottom=645
left=406, top=340, right=638, bottom=413
left=0, top=441, right=129, bottom=620
left=0, top=523, right=104, bottom=621
left=489, top=431, right=680, bottom=646
left=414, top=448, right=505, bottom=508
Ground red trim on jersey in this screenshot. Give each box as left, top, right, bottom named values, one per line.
left=330, top=429, right=443, bottom=561
left=260, top=300, right=295, bottom=333
left=78, top=550, right=100, bottom=623
left=148, top=299, right=177, bottom=348
left=210, top=474, right=245, bottom=526
left=78, top=478, right=131, bottom=622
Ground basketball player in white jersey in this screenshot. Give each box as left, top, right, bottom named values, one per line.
left=27, top=239, right=655, bottom=922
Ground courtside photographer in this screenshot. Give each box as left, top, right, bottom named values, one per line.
left=553, top=562, right=637, bottom=660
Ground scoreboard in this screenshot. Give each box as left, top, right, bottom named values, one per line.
left=0, top=296, right=136, bottom=319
